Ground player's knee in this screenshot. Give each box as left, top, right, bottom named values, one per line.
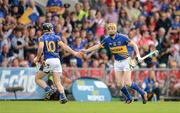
left=53, top=80, right=59, bottom=86
left=117, top=82, right=124, bottom=89
left=125, top=81, right=132, bottom=87
left=35, top=74, right=42, bottom=83
left=35, top=76, right=39, bottom=84
left=53, top=78, right=61, bottom=86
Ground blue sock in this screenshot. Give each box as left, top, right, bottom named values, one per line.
left=121, top=87, right=132, bottom=100
left=44, top=86, right=51, bottom=92
left=59, top=93, right=66, bottom=100
left=130, top=82, right=145, bottom=95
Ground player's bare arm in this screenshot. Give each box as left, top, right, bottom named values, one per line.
left=129, top=40, right=142, bottom=62
left=58, top=41, right=82, bottom=58
left=81, top=43, right=102, bottom=53
left=34, top=41, right=44, bottom=63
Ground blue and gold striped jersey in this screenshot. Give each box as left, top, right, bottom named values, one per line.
left=100, top=34, right=131, bottom=61
left=39, top=33, right=61, bottom=60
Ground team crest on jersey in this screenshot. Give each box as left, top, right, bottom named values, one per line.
left=117, top=41, right=121, bottom=44
left=113, top=42, right=116, bottom=46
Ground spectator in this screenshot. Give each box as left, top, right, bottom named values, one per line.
left=0, top=0, right=10, bottom=16
left=168, top=40, right=180, bottom=68
left=18, top=0, right=25, bottom=16
left=2, top=15, right=16, bottom=40
left=128, top=26, right=140, bottom=45
left=125, top=0, right=140, bottom=22
left=172, top=15, right=180, bottom=29
left=146, top=16, right=157, bottom=32
left=115, top=1, right=122, bottom=13
left=86, top=9, right=96, bottom=32
left=82, top=0, right=90, bottom=17
left=156, top=27, right=166, bottom=44
left=11, top=27, right=25, bottom=59
left=118, top=8, right=129, bottom=27
left=92, top=0, right=108, bottom=14
left=142, top=70, right=161, bottom=101
left=94, top=10, right=105, bottom=38
left=55, top=23, right=62, bottom=37
left=10, top=5, right=21, bottom=18
left=9, top=0, right=19, bottom=6
left=128, top=27, right=137, bottom=56
left=27, top=53, right=35, bottom=67
left=28, top=0, right=43, bottom=16
left=69, top=58, right=80, bottom=79
left=69, top=12, right=77, bottom=29
left=154, top=11, right=160, bottom=22
left=35, top=16, right=45, bottom=30
left=52, top=15, right=60, bottom=26
left=61, top=63, right=72, bottom=89
left=0, top=33, right=3, bottom=47
left=91, top=59, right=99, bottom=68
left=70, top=37, right=84, bottom=67
left=144, top=44, right=159, bottom=68
left=155, top=12, right=171, bottom=32
left=45, top=12, right=52, bottom=23
left=64, top=15, right=73, bottom=34
left=67, top=29, right=80, bottom=46
left=118, top=20, right=131, bottom=34
left=79, top=60, right=89, bottom=77
left=25, top=27, right=38, bottom=56
left=160, top=0, right=169, bottom=12
left=168, top=15, right=180, bottom=42
left=134, top=15, right=146, bottom=29
left=79, top=30, right=88, bottom=47
left=157, top=37, right=172, bottom=65
left=143, top=0, right=154, bottom=13
left=104, top=1, right=118, bottom=24
left=10, top=57, right=19, bottom=67
left=74, top=3, right=88, bottom=22
left=134, top=0, right=142, bottom=11
left=98, top=49, right=108, bottom=64
left=90, top=59, right=103, bottom=78
left=86, top=31, right=97, bottom=44
left=149, top=32, right=158, bottom=47
left=19, top=59, right=29, bottom=67
left=138, top=30, right=152, bottom=47
left=54, top=23, right=68, bottom=44
left=0, top=44, right=14, bottom=66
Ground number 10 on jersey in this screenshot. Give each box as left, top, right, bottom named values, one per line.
left=46, top=41, right=56, bottom=52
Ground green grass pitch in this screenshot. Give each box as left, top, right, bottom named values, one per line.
left=0, top=101, right=180, bottom=113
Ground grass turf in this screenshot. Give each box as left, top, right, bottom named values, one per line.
left=0, top=101, right=180, bottom=113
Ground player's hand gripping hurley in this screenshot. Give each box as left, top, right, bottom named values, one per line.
left=129, top=50, right=159, bottom=69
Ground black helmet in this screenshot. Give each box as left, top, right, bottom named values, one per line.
left=42, top=23, right=53, bottom=32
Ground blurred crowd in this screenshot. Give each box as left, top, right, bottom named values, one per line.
left=0, top=0, right=179, bottom=69
left=0, top=0, right=179, bottom=100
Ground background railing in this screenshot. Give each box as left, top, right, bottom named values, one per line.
left=61, top=68, right=180, bottom=100
left=0, top=68, right=179, bottom=100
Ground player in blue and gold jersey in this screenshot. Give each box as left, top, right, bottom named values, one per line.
left=81, top=23, right=147, bottom=104
left=34, top=23, right=82, bottom=104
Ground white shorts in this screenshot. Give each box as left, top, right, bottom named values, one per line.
left=114, top=58, right=131, bottom=71
left=43, top=58, right=62, bottom=73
